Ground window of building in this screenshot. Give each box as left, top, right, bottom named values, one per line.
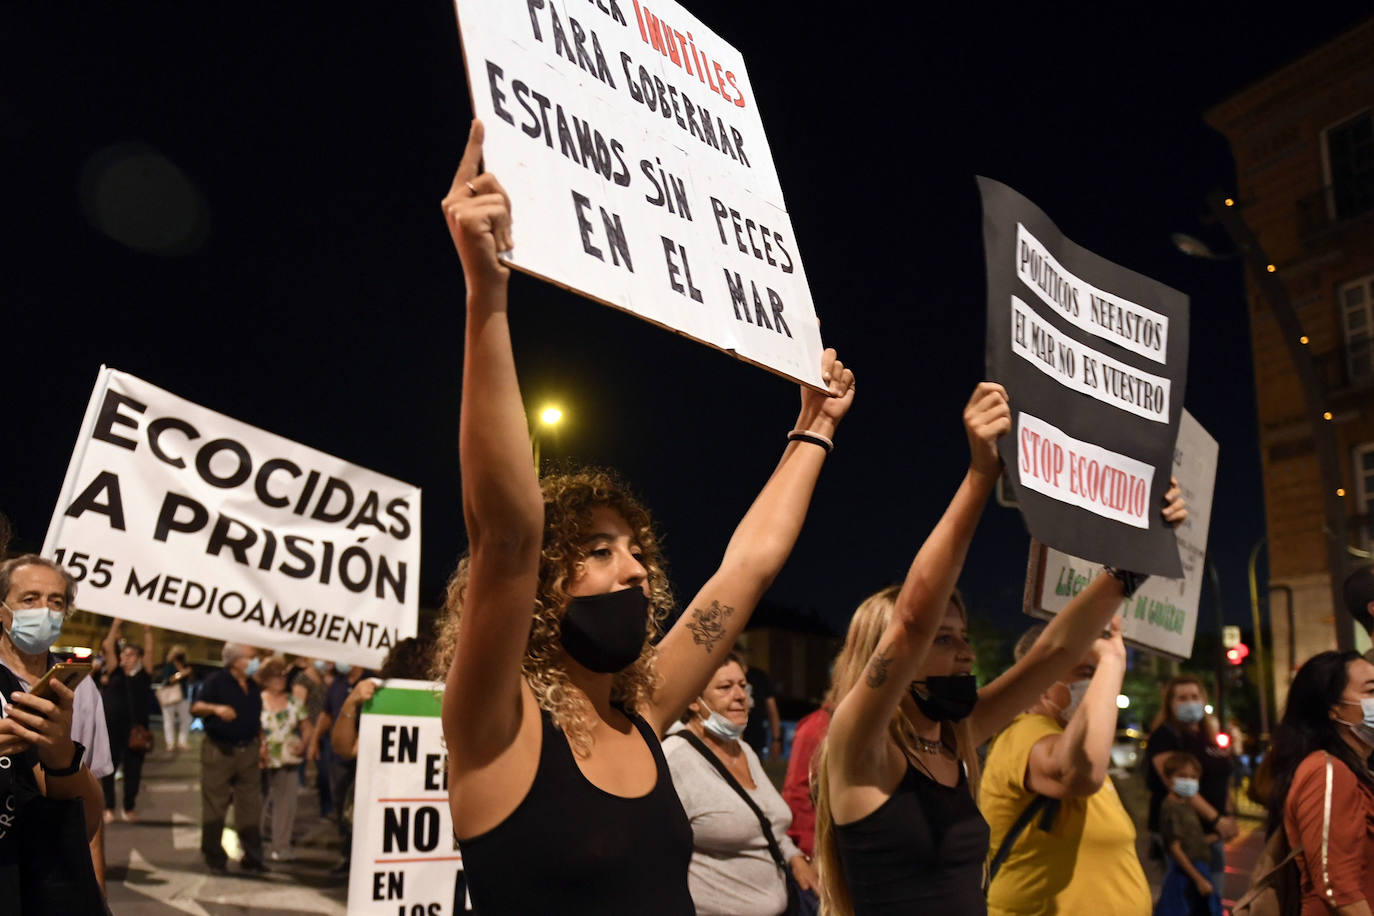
left=1342, top=275, right=1374, bottom=383
left=1357, top=443, right=1374, bottom=549
left=1324, top=111, right=1374, bottom=221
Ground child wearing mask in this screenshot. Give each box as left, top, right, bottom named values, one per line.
left=1155, top=753, right=1222, bottom=916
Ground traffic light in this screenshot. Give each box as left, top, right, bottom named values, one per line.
left=1226, top=643, right=1250, bottom=665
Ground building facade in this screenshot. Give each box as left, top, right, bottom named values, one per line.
left=1207, top=18, right=1374, bottom=711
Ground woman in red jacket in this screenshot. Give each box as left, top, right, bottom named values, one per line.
left=1269, top=650, right=1374, bottom=916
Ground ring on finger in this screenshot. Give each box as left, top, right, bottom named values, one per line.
left=466, top=181, right=478, bottom=196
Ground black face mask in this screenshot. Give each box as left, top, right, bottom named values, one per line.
left=909, top=674, right=979, bottom=722
left=559, top=588, right=649, bottom=673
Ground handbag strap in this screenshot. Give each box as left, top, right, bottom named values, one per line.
left=1320, top=752, right=1334, bottom=903
left=1230, top=841, right=1303, bottom=912
left=984, top=793, right=1060, bottom=894
left=671, top=730, right=789, bottom=873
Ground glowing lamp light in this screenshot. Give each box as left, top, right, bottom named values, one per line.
left=1338, top=488, right=1347, bottom=498
left=1216, top=732, right=1231, bottom=750
left=1226, top=643, right=1250, bottom=665
left=1300, top=336, right=1310, bottom=345
left=1204, top=704, right=1214, bottom=715
left=1116, top=694, right=1130, bottom=709
left=1266, top=264, right=1277, bottom=273
left=71, top=646, right=92, bottom=659
left=1323, top=411, right=1334, bottom=420
left=1224, top=198, right=1235, bottom=207
left=540, top=407, right=563, bottom=426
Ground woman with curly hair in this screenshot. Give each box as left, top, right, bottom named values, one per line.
left=813, top=385, right=1186, bottom=915
left=436, top=121, right=855, bottom=915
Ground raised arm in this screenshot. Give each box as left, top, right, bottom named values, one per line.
left=439, top=119, right=538, bottom=767
left=967, top=480, right=1187, bottom=746
left=1024, top=617, right=1126, bottom=798
left=141, top=625, right=156, bottom=675
left=827, top=383, right=1007, bottom=775
left=644, top=352, right=855, bottom=733
left=101, top=619, right=120, bottom=668
left=332, top=678, right=376, bottom=759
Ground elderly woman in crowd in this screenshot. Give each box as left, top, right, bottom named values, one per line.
left=666, top=653, right=818, bottom=915
left=258, top=655, right=312, bottom=862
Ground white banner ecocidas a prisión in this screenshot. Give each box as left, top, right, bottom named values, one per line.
left=42, top=368, right=420, bottom=667
left=453, top=0, right=826, bottom=389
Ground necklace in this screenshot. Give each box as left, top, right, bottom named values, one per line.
left=913, top=734, right=945, bottom=755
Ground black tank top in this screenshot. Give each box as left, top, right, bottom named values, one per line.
left=457, top=708, right=694, bottom=915
left=835, top=761, right=990, bottom=915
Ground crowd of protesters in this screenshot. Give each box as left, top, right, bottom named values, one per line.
left=2, top=119, right=1373, bottom=916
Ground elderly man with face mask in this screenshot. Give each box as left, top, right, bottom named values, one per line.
left=978, top=616, right=1151, bottom=916
left=191, top=642, right=266, bottom=873
left=0, top=554, right=110, bottom=907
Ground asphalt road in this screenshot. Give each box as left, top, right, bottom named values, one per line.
left=102, top=734, right=347, bottom=915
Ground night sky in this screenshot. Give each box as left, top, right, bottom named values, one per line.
left=6, top=4, right=1371, bottom=645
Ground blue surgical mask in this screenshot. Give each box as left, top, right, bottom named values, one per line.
left=1339, top=697, right=1374, bottom=747
left=335, top=663, right=352, bottom=676
left=1175, top=701, right=1206, bottom=724
left=1172, top=777, right=1200, bottom=798
left=313, top=660, right=329, bottom=673
left=244, top=657, right=260, bottom=678
left=4, top=604, right=65, bottom=655
left=698, top=696, right=745, bottom=742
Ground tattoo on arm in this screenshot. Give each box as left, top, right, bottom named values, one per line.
left=685, top=601, right=734, bottom=652
left=866, top=647, right=894, bottom=688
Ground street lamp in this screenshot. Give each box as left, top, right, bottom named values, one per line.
left=1170, top=233, right=1234, bottom=261
left=532, top=405, right=563, bottom=475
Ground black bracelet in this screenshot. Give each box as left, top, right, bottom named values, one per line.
left=787, top=429, right=834, bottom=454
left=41, top=740, right=86, bottom=778
left=1102, top=565, right=1149, bottom=599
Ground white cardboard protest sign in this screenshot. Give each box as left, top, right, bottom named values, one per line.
left=42, top=368, right=420, bottom=667
left=453, top=0, right=826, bottom=389
left=1024, top=410, right=1218, bottom=659
left=347, top=680, right=471, bottom=915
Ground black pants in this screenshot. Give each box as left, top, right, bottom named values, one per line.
left=102, top=735, right=145, bottom=812
left=330, top=757, right=356, bottom=860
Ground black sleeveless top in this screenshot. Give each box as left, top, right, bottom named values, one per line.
left=835, top=761, right=990, bottom=915
left=457, top=708, right=694, bottom=915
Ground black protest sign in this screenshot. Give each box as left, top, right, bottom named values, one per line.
left=979, top=177, right=1189, bottom=577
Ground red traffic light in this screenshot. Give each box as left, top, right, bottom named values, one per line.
left=1226, top=643, right=1251, bottom=665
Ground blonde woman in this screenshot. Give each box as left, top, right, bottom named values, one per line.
left=437, top=121, right=855, bottom=915
left=815, top=384, right=1186, bottom=914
